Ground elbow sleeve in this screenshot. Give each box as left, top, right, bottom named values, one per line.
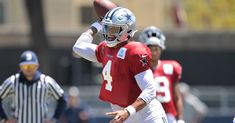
left=73, top=32, right=93, bottom=54
left=72, top=32, right=98, bottom=62
left=135, top=69, right=156, bottom=104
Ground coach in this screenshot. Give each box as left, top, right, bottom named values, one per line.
left=0, top=50, right=66, bottom=123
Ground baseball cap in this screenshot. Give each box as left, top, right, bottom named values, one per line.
left=19, top=50, right=39, bottom=65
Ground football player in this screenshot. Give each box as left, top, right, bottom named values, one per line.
left=139, top=26, right=185, bottom=123
left=73, top=7, right=167, bottom=123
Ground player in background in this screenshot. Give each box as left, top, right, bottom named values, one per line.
left=73, top=7, right=167, bottom=123
left=139, top=26, right=185, bottom=123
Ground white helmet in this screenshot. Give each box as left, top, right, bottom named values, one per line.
left=139, top=26, right=166, bottom=50
left=101, top=7, right=137, bottom=47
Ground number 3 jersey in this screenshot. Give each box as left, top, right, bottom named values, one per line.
left=153, top=60, right=182, bottom=117
left=95, top=41, right=152, bottom=107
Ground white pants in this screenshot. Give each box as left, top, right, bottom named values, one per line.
left=110, top=99, right=168, bottom=123
left=166, top=113, right=177, bottom=123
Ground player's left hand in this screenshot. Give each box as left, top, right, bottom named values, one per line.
left=106, top=109, right=130, bottom=123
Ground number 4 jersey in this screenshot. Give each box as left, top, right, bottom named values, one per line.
left=153, top=60, right=182, bottom=117
left=95, top=41, right=152, bottom=107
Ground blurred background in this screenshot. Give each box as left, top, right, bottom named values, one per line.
left=0, top=0, right=235, bottom=123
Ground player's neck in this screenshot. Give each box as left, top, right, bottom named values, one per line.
left=26, top=76, right=34, bottom=81
left=151, top=59, right=161, bottom=70
left=151, top=62, right=158, bottom=70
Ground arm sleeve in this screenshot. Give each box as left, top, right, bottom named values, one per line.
left=0, top=99, right=7, bottom=119
left=46, top=76, right=64, bottom=100
left=134, top=69, right=156, bottom=104
left=0, top=76, right=14, bottom=99
left=73, top=32, right=99, bottom=62
left=0, top=76, right=15, bottom=119
left=53, top=96, right=67, bottom=120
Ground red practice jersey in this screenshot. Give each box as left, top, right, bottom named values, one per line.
left=95, top=41, right=151, bottom=107
left=153, top=60, right=182, bottom=116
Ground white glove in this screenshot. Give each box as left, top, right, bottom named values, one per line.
left=177, top=120, right=185, bottom=123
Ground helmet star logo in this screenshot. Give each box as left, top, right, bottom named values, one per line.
left=125, top=14, right=132, bottom=21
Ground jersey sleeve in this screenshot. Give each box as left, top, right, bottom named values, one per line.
left=128, top=45, right=152, bottom=75
left=0, top=75, right=14, bottom=99
left=173, top=61, right=182, bottom=82
left=95, top=42, right=105, bottom=63
left=46, top=76, right=64, bottom=100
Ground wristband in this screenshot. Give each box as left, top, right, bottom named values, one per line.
left=90, top=22, right=102, bottom=32
left=177, top=120, right=185, bottom=123
left=125, top=105, right=136, bottom=116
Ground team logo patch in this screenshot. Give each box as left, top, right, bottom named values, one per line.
left=140, top=55, right=148, bottom=67
left=26, top=53, right=32, bottom=61
left=117, top=48, right=127, bottom=59
left=163, top=64, right=173, bottom=75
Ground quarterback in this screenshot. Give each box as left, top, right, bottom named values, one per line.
left=73, top=7, right=167, bottom=123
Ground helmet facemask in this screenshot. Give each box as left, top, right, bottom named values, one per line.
left=101, top=23, right=130, bottom=47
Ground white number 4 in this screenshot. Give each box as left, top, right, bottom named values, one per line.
left=102, top=60, right=113, bottom=91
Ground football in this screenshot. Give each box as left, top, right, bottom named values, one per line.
left=93, top=0, right=117, bottom=18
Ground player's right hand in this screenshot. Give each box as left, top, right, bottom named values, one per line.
left=106, top=109, right=130, bottom=123
left=4, top=119, right=16, bottom=123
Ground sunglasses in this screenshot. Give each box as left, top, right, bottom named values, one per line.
left=20, top=64, right=38, bottom=70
